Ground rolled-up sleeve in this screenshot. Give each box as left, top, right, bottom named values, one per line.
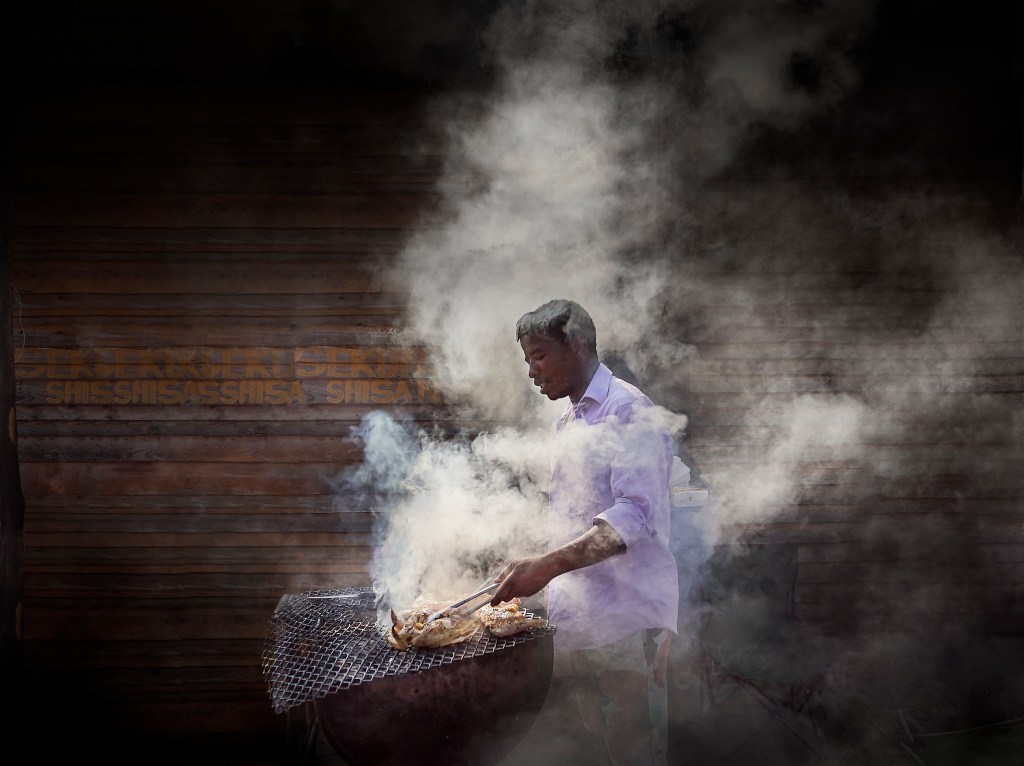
left=594, top=402, right=672, bottom=547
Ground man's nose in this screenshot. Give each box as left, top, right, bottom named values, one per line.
left=528, top=362, right=539, bottom=378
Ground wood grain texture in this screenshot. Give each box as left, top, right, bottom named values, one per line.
left=12, top=86, right=447, bottom=755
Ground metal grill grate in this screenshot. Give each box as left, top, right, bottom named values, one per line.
left=261, top=587, right=556, bottom=714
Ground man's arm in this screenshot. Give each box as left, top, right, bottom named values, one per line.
left=489, top=520, right=625, bottom=605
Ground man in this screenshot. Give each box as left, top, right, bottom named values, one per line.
left=491, top=299, right=679, bottom=766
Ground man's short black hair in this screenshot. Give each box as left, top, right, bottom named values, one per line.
left=516, top=299, right=597, bottom=353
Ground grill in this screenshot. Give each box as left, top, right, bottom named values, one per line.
left=261, top=586, right=557, bottom=715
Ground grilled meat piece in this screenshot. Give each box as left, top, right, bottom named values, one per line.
left=387, top=601, right=482, bottom=651
left=479, top=599, right=547, bottom=638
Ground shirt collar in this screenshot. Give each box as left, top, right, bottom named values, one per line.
left=579, top=362, right=612, bottom=408
left=557, top=363, right=611, bottom=427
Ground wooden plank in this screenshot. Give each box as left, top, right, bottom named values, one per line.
left=0, top=146, right=25, bottom=709
left=17, top=251, right=394, bottom=266
left=19, top=461, right=377, bottom=495
left=16, top=159, right=447, bottom=195
left=796, top=583, right=1024, bottom=604
left=15, top=419, right=417, bottom=438
left=684, top=392, right=1022, bottom=415
left=688, top=427, right=1021, bottom=449
left=24, top=544, right=375, bottom=562
left=18, top=85, right=432, bottom=125
left=770, top=500, right=1023, bottom=522
left=22, top=493, right=371, bottom=512
left=18, top=292, right=412, bottom=318
left=690, top=463, right=889, bottom=484
left=693, top=453, right=1022, bottom=479
left=679, top=325, right=1024, bottom=344
left=25, top=550, right=373, bottom=575
left=733, top=520, right=1024, bottom=546
left=700, top=176, right=1021, bottom=199
left=25, top=638, right=266, bottom=669
left=15, top=320, right=415, bottom=347
left=686, top=373, right=1023, bottom=393
left=666, top=303, right=1024, bottom=336
left=692, top=442, right=1020, bottom=463
left=28, top=706, right=275, bottom=748
left=689, top=327, right=1023, bottom=344
left=687, top=290, right=993, bottom=307
left=25, top=571, right=373, bottom=597
left=669, top=266, right=1017, bottom=291
left=684, top=341, right=1024, bottom=360
left=15, top=257, right=382, bottom=294
left=797, top=598, right=1024, bottom=623
left=12, top=192, right=441, bottom=228
left=696, top=475, right=1021, bottom=501
left=797, top=561, right=1024, bottom=584
left=32, top=368, right=1024, bottom=409
left=687, top=197, right=1020, bottom=239
left=17, top=377, right=449, bottom=407
left=17, top=435, right=365, bottom=462
left=12, top=225, right=413, bottom=252
left=25, top=531, right=374, bottom=547
left=685, top=407, right=1021, bottom=429
left=683, top=356, right=1024, bottom=376
left=15, top=402, right=467, bottom=424
left=26, top=512, right=376, bottom=534
left=16, top=345, right=431, bottom=379
left=799, top=541, right=1024, bottom=564
left=18, top=693, right=285, bottom=747
left=15, top=122, right=442, bottom=156
left=25, top=659, right=273, bottom=694
left=682, top=484, right=1019, bottom=507
left=796, top=595, right=1024, bottom=628
left=23, top=599, right=365, bottom=640
left=31, top=459, right=978, bottom=500
left=17, top=707, right=285, bottom=761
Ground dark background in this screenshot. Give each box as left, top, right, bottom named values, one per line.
left=4, top=2, right=1022, bottom=765
left=8, top=1, right=1022, bottom=184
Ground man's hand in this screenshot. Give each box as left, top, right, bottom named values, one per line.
left=490, top=556, right=557, bottom=604
left=490, top=521, right=625, bottom=606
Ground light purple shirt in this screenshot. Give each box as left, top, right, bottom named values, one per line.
left=546, top=363, right=679, bottom=650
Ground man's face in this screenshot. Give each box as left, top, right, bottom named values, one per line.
left=520, top=332, right=589, bottom=402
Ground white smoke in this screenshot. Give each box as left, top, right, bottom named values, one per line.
left=344, top=412, right=557, bottom=630
left=356, top=0, right=889, bottom=612
left=342, top=5, right=1019, bottom=747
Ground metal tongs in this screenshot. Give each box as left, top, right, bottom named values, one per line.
left=423, top=581, right=498, bottom=625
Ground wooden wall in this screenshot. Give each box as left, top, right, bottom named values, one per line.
left=10, top=64, right=1023, bottom=766
left=12, top=85, right=453, bottom=764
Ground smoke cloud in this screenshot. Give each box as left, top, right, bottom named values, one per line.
left=340, top=0, right=1020, bottom=756
left=372, top=0, right=887, bottom=588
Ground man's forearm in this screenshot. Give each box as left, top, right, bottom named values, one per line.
left=544, top=520, right=626, bottom=576
left=491, top=521, right=626, bottom=604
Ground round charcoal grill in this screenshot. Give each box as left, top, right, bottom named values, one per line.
left=262, top=587, right=556, bottom=765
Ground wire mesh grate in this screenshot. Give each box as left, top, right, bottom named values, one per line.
left=261, top=587, right=556, bottom=714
